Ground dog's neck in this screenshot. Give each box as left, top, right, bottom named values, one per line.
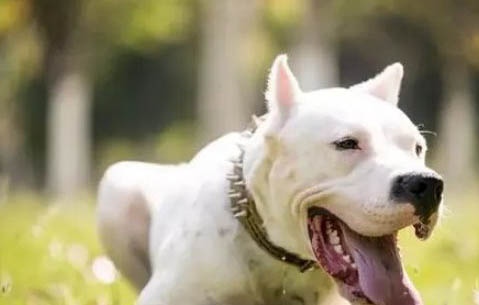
left=231, top=117, right=316, bottom=272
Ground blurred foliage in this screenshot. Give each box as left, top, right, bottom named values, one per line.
left=335, top=0, right=479, bottom=66
left=87, top=0, right=193, bottom=52
left=0, top=0, right=30, bottom=34
left=0, top=195, right=136, bottom=305
left=0, top=0, right=477, bottom=187
left=0, top=193, right=478, bottom=305
left=96, top=121, right=196, bottom=177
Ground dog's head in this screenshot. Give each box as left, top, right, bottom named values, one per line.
left=243, top=55, right=443, bottom=305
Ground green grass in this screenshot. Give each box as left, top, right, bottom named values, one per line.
left=0, top=194, right=136, bottom=305
left=0, top=193, right=477, bottom=305
left=400, top=193, right=479, bottom=305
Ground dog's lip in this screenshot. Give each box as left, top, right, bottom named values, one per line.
left=292, top=183, right=334, bottom=216
left=308, top=204, right=432, bottom=241
left=413, top=219, right=434, bottom=240
left=307, top=206, right=334, bottom=218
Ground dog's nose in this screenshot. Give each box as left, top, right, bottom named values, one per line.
left=391, top=173, right=444, bottom=220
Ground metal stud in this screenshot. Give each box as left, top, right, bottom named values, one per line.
left=234, top=210, right=247, bottom=218
left=237, top=198, right=248, bottom=205
left=226, top=174, right=239, bottom=181
left=229, top=193, right=241, bottom=198
left=234, top=181, right=245, bottom=186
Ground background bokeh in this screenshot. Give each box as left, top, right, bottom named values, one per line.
left=0, top=0, right=479, bottom=304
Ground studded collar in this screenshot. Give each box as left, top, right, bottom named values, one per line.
left=227, top=116, right=317, bottom=273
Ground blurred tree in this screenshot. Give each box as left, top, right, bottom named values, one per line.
left=292, top=0, right=339, bottom=89
left=197, top=0, right=262, bottom=143
left=32, top=0, right=91, bottom=198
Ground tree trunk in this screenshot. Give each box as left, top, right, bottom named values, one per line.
left=292, top=0, right=338, bottom=90
left=197, top=0, right=260, bottom=144
left=435, top=57, right=476, bottom=194
left=47, top=64, right=91, bottom=198
left=33, top=0, right=90, bottom=198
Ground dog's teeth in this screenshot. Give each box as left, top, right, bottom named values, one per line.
left=234, top=181, right=246, bottom=186
left=343, top=255, right=351, bottom=263
left=331, top=230, right=338, bottom=237
left=329, top=235, right=340, bottom=245
left=333, top=245, right=343, bottom=254
left=228, top=193, right=241, bottom=198
left=351, top=263, right=357, bottom=269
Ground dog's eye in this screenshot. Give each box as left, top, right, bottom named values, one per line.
left=415, top=144, right=423, bottom=156
left=333, top=138, right=360, bottom=150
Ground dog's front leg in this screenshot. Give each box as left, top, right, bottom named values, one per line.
left=136, top=278, right=263, bottom=305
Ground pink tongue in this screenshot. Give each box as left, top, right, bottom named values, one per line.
left=340, top=223, right=423, bottom=305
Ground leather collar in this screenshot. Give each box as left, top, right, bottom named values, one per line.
left=227, top=116, right=317, bottom=273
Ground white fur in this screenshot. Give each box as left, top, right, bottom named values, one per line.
left=97, top=55, right=440, bottom=305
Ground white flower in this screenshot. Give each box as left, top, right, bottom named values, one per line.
left=91, top=256, right=117, bottom=284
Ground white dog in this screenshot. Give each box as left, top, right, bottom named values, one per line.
left=97, top=55, right=443, bottom=305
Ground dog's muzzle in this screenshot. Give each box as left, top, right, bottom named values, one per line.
left=390, top=172, right=444, bottom=221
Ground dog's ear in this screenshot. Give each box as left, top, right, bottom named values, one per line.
left=265, top=54, right=301, bottom=122
left=350, top=63, right=404, bottom=105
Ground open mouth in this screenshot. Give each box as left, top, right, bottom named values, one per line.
left=307, top=207, right=423, bottom=305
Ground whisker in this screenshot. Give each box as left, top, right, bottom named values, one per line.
left=419, top=130, right=437, bottom=137
left=417, top=123, right=437, bottom=137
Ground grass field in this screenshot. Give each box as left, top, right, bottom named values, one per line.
left=0, top=193, right=477, bottom=305
left=0, top=194, right=136, bottom=305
